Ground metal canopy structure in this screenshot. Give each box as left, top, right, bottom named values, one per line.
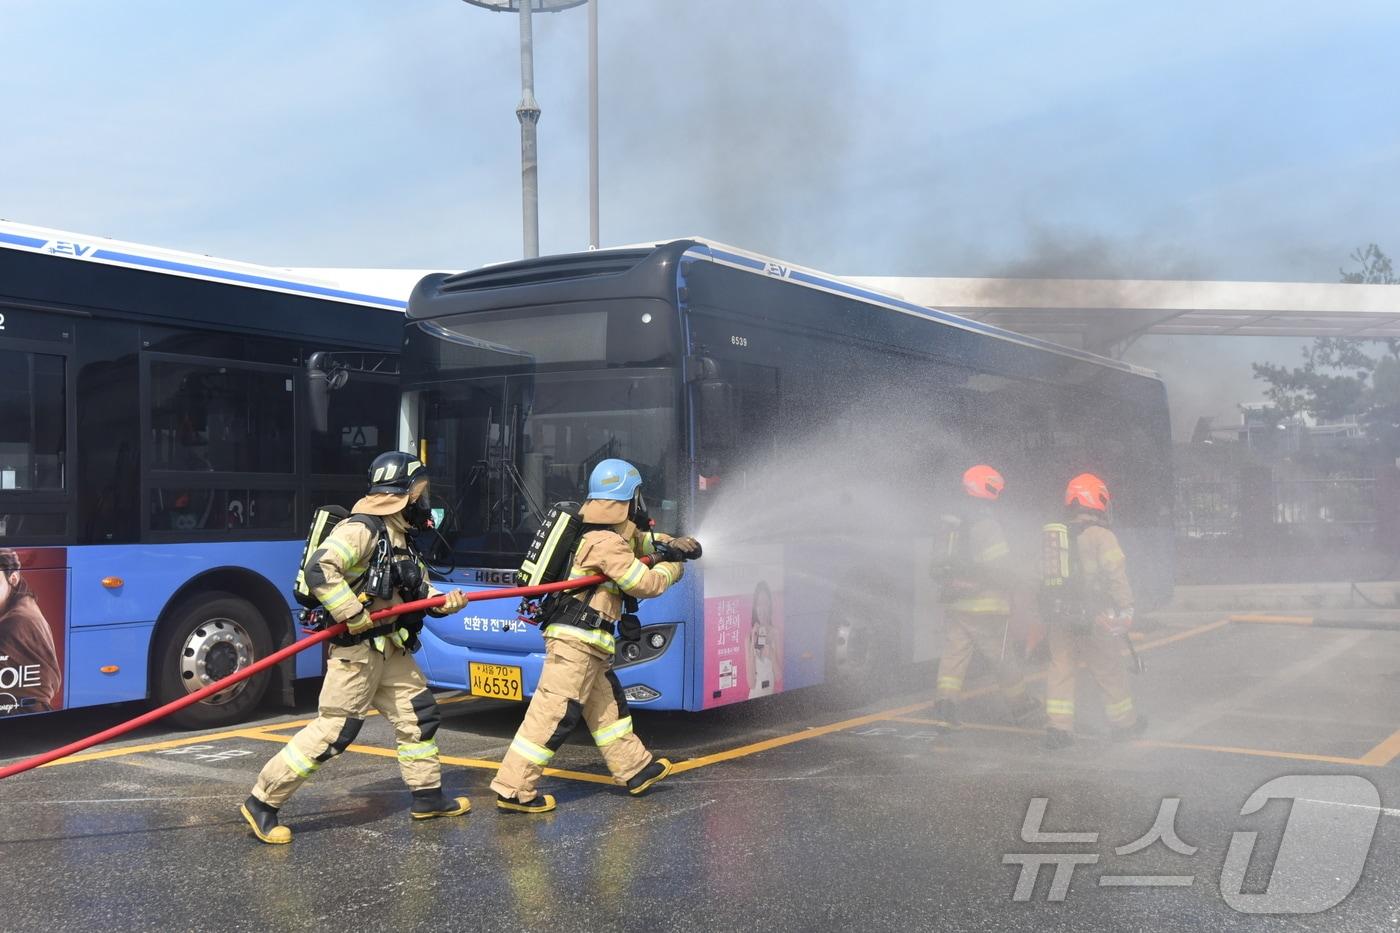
left=845, top=275, right=1400, bottom=353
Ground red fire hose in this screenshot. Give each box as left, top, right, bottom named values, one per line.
left=0, top=570, right=622, bottom=780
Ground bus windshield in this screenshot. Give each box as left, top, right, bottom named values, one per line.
left=405, top=306, right=682, bottom=567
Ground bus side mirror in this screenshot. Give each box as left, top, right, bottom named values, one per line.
left=697, top=380, right=737, bottom=451
left=307, top=352, right=349, bottom=433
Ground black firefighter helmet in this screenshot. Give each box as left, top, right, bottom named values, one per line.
left=367, top=450, right=427, bottom=496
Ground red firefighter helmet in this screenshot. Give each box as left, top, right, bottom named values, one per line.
left=962, top=464, right=1005, bottom=501
left=1065, top=473, right=1111, bottom=512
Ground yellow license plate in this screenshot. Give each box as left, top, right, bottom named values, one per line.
left=469, top=662, right=524, bottom=701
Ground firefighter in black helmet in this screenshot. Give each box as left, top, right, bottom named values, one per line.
left=241, top=451, right=471, bottom=844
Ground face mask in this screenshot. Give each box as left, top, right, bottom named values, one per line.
left=404, top=497, right=434, bottom=530
left=629, top=490, right=651, bottom=528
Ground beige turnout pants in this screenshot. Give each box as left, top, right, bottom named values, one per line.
left=490, top=635, right=652, bottom=802
left=1045, top=623, right=1136, bottom=731
left=251, top=640, right=443, bottom=808
left=936, top=612, right=1028, bottom=701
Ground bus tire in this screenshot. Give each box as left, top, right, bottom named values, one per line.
left=153, top=592, right=275, bottom=729
left=821, top=611, right=891, bottom=708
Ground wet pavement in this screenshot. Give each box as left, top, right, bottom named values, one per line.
left=2, top=614, right=1399, bottom=932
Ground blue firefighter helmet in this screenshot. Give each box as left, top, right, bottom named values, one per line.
left=588, top=458, right=643, bottom=501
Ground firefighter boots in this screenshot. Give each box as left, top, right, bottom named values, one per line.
left=497, top=793, right=558, bottom=814
left=241, top=795, right=292, bottom=845
left=627, top=757, right=673, bottom=796
left=1009, top=694, right=1045, bottom=728
left=933, top=698, right=962, bottom=730
left=410, top=788, right=471, bottom=820
left=1110, top=715, right=1148, bottom=743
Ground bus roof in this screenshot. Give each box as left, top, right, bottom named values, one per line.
left=0, top=220, right=413, bottom=311
left=454, top=237, right=1160, bottom=380
left=674, top=239, right=1159, bottom=379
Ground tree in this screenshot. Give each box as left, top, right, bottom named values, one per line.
left=1251, top=245, right=1400, bottom=456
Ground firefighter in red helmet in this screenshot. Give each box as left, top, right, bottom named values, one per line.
left=1043, top=473, right=1142, bottom=748
left=931, top=465, right=1041, bottom=729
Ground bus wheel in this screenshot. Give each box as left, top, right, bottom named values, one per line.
left=153, top=592, right=274, bottom=729
left=823, top=613, right=888, bottom=706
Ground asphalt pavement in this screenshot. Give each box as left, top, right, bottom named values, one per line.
left=2, top=613, right=1398, bottom=932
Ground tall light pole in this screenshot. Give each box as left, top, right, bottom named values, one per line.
left=462, top=0, right=589, bottom=259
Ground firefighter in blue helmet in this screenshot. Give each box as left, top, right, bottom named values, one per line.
left=491, top=459, right=702, bottom=812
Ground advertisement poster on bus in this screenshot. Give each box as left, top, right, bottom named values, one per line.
left=0, top=547, right=66, bottom=716
left=701, top=545, right=784, bottom=709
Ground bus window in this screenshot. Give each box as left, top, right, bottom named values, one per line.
left=309, top=374, right=397, bottom=479
left=0, top=349, right=66, bottom=491
left=147, top=359, right=295, bottom=474
left=147, top=487, right=296, bottom=534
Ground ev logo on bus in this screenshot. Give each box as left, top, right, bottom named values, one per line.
left=46, top=241, right=95, bottom=258
left=763, top=262, right=791, bottom=279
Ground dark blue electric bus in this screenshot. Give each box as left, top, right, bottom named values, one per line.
left=404, top=240, right=1173, bottom=711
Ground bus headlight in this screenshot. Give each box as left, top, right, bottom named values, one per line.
left=613, top=623, right=676, bottom=669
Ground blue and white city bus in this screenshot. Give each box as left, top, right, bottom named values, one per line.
left=404, top=241, right=1174, bottom=711
left=0, top=221, right=413, bottom=726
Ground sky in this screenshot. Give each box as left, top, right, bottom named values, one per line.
left=5, top=1, right=1400, bottom=435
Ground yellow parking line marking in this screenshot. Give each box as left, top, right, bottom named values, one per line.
left=1358, top=728, right=1400, bottom=767
left=887, top=716, right=1384, bottom=766
left=26, top=620, right=1230, bottom=777
left=1136, top=739, right=1366, bottom=767
left=236, top=730, right=616, bottom=785
left=885, top=716, right=1041, bottom=736
left=34, top=727, right=271, bottom=769
left=669, top=699, right=942, bottom=775
left=23, top=696, right=482, bottom=770
left=675, top=615, right=1229, bottom=776
left=1230, top=614, right=1314, bottom=626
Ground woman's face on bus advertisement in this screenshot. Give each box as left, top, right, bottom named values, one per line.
left=0, top=572, right=17, bottom=605
left=753, top=585, right=773, bottom=628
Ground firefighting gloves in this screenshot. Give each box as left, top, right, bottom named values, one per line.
left=346, top=610, right=376, bottom=635
left=430, top=590, right=470, bottom=616
left=657, top=537, right=704, bottom=562
left=1097, top=608, right=1134, bottom=637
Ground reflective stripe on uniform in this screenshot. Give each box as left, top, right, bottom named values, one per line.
left=280, top=743, right=318, bottom=778
left=320, top=582, right=359, bottom=615
left=397, top=739, right=439, bottom=762
left=976, top=540, right=1010, bottom=563
left=937, top=676, right=963, bottom=693
left=544, top=623, right=617, bottom=654
left=1105, top=697, right=1135, bottom=721
left=949, top=596, right=1011, bottom=614
left=616, top=559, right=648, bottom=593
left=1045, top=699, right=1075, bottom=716
left=510, top=735, right=554, bottom=766
left=591, top=716, right=634, bottom=747
left=1102, top=547, right=1126, bottom=568
left=323, top=537, right=357, bottom=565
left=654, top=564, right=676, bottom=586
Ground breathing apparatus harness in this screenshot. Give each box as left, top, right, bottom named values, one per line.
left=1038, top=511, right=1112, bottom=630
left=515, top=490, right=678, bottom=644
left=300, top=512, right=436, bottom=650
